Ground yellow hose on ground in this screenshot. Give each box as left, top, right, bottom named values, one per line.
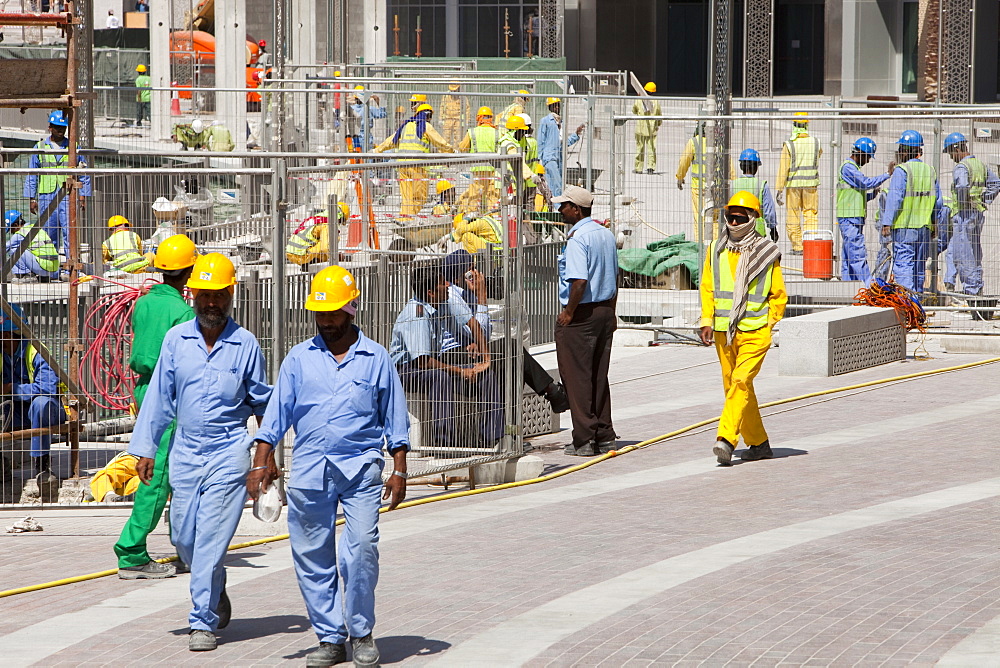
left=2, top=354, right=997, bottom=599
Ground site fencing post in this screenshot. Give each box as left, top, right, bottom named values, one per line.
left=270, top=157, right=288, bottom=473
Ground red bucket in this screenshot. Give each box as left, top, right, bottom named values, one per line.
left=802, top=229, right=834, bottom=279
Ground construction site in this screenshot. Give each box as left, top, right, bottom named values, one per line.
left=1, top=0, right=999, bottom=666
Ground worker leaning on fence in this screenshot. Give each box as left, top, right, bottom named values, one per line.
left=4, top=209, right=60, bottom=283
left=836, top=138, right=892, bottom=284
left=941, top=132, right=1000, bottom=296
left=374, top=103, right=455, bottom=221
left=699, top=191, right=786, bottom=467
left=128, top=253, right=273, bottom=652
left=23, top=110, right=91, bottom=258
left=0, top=304, right=65, bottom=484
left=775, top=113, right=822, bottom=254
left=880, top=131, right=948, bottom=299
left=102, top=215, right=151, bottom=274
left=676, top=122, right=711, bottom=243
left=286, top=203, right=351, bottom=266
left=633, top=82, right=661, bottom=175
left=456, top=106, right=501, bottom=217
left=249, top=265, right=408, bottom=668
left=114, top=235, right=198, bottom=581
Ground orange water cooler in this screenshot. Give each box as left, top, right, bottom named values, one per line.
left=802, top=229, right=834, bottom=279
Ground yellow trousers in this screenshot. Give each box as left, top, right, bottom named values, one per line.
left=286, top=251, right=325, bottom=266
left=634, top=135, right=656, bottom=172
left=714, top=327, right=771, bottom=447
left=88, top=452, right=140, bottom=502
left=785, top=186, right=819, bottom=251
left=690, top=181, right=715, bottom=243
left=398, top=165, right=429, bottom=219
left=456, top=173, right=500, bottom=217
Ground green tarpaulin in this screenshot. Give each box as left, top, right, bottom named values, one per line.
left=617, top=234, right=701, bottom=285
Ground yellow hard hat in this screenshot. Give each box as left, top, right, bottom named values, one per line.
left=136, top=64, right=147, bottom=73
left=476, top=106, right=493, bottom=117
left=436, top=179, right=454, bottom=194
left=726, top=191, right=761, bottom=216
left=305, top=265, right=361, bottom=312
left=154, top=234, right=198, bottom=271
left=108, top=215, right=129, bottom=228
left=187, top=252, right=237, bottom=291
left=410, top=93, right=427, bottom=103
left=416, top=103, right=433, bottom=113
left=533, top=163, right=546, bottom=175
left=546, top=97, right=561, bottom=106
left=506, top=115, right=529, bottom=131
left=354, top=85, right=364, bottom=91
left=337, top=202, right=350, bottom=220
left=794, top=111, right=809, bottom=123
left=644, top=82, right=656, bottom=93
left=516, top=89, right=529, bottom=95
left=334, top=70, right=341, bottom=77
left=448, top=82, right=460, bottom=91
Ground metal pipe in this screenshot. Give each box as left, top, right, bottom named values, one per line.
left=270, top=157, right=287, bottom=474
left=66, top=0, right=82, bottom=479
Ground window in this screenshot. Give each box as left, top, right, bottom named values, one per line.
left=901, top=1, right=918, bottom=94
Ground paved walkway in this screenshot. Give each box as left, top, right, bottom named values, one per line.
left=2, top=340, right=999, bottom=666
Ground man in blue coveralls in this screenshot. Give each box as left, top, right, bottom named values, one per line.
left=879, top=130, right=947, bottom=299
left=249, top=265, right=408, bottom=668
left=940, top=132, right=1000, bottom=296
left=128, top=253, right=272, bottom=652
left=23, top=111, right=91, bottom=258
left=537, top=97, right=584, bottom=198
left=836, top=137, right=892, bottom=283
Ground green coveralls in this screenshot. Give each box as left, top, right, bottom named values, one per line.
left=114, top=283, right=194, bottom=568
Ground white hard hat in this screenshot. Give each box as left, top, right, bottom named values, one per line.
left=517, top=113, right=532, bottom=126
left=191, top=119, right=204, bottom=132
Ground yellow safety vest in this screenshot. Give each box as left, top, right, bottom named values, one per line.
left=285, top=226, right=316, bottom=256
left=785, top=134, right=820, bottom=188
left=894, top=161, right=936, bottom=230
left=35, top=138, right=70, bottom=195
left=469, top=125, right=498, bottom=174
left=397, top=121, right=431, bottom=160
left=105, top=229, right=147, bottom=272
left=711, top=241, right=774, bottom=332
left=17, top=223, right=59, bottom=272
left=956, top=156, right=987, bottom=213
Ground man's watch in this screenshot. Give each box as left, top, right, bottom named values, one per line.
left=391, top=470, right=407, bottom=479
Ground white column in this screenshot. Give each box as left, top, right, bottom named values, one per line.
left=363, top=0, right=387, bottom=65
left=215, top=0, right=248, bottom=151
left=149, top=0, right=171, bottom=142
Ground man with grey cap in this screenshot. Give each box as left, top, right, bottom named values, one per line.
left=553, top=185, right=619, bottom=456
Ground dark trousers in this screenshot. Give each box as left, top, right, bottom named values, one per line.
left=490, top=341, right=555, bottom=396
left=555, top=300, right=616, bottom=446
left=398, top=361, right=504, bottom=447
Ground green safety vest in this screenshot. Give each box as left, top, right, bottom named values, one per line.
left=135, top=74, right=151, bottom=103
left=34, top=138, right=70, bottom=195
left=731, top=176, right=765, bottom=204
left=17, top=223, right=59, bottom=272
left=894, top=161, right=936, bottom=229
left=469, top=125, right=498, bottom=174
left=711, top=240, right=774, bottom=333
left=690, top=135, right=708, bottom=185
left=785, top=134, right=820, bottom=188
left=525, top=137, right=539, bottom=187
left=955, top=156, right=987, bottom=213
left=106, top=229, right=148, bottom=272
left=835, top=159, right=867, bottom=218
left=285, top=225, right=315, bottom=256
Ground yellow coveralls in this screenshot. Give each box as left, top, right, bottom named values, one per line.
left=632, top=99, right=661, bottom=172
left=452, top=213, right=502, bottom=254
left=497, top=99, right=525, bottom=126
left=440, top=94, right=470, bottom=148
left=776, top=131, right=823, bottom=251
left=700, top=250, right=787, bottom=447
left=457, top=124, right=502, bottom=216
left=375, top=120, right=454, bottom=220
left=88, top=452, right=140, bottom=501
left=676, top=135, right=713, bottom=243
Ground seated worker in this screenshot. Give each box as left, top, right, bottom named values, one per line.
left=441, top=249, right=568, bottom=414
left=102, top=215, right=151, bottom=274
left=731, top=149, right=778, bottom=241
left=389, top=266, right=503, bottom=448
left=4, top=210, right=60, bottom=283
left=285, top=202, right=350, bottom=266
left=451, top=211, right=503, bottom=255
left=432, top=180, right=458, bottom=217
left=0, top=304, right=66, bottom=484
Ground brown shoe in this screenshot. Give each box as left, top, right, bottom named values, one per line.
left=713, top=439, right=734, bottom=466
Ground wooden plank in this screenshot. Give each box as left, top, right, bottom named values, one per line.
left=0, top=59, right=67, bottom=98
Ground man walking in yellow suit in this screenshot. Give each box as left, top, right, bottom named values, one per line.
left=776, top=112, right=822, bottom=254
left=676, top=122, right=712, bottom=243
left=699, top=191, right=786, bottom=466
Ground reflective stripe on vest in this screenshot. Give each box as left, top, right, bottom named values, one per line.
left=397, top=121, right=430, bottom=161
left=785, top=135, right=820, bottom=187
left=691, top=136, right=707, bottom=184
left=956, top=156, right=987, bottom=212
left=470, top=125, right=498, bottom=173
left=894, top=161, right=936, bottom=229
left=711, top=240, right=773, bottom=332
left=285, top=226, right=315, bottom=255
left=35, top=139, right=69, bottom=195
left=835, top=159, right=867, bottom=218
left=107, top=230, right=146, bottom=271
left=19, top=223, right=59, bottom=272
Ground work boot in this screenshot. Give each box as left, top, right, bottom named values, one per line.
left=306, top=642, right=347, bottom=667
left=545, top=382, right=570, bottom=413
left=188, top=629, right=217, bottom=652
left=118, top=561, right=177, bottom=580
left=351, top=634, right=380, bottom=668
left=646, top=168, right=654, bottom=175
left=597, top=439, right=617, bottom=454
left=713, top=439, right=734, bottom=466
left=175, top=560, right=191, bottom=574
left=741, top=441, right=774, bottom=462
left=566, top=439, right=597, bottom=457
left=216, top=585, right=232, bottom=629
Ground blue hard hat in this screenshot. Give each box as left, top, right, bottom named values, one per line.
left=47, top=110, right=68, bottom=127
left=738, top=148, right=761, bottom=163
left=943, top=132, right=967, bottom=149
left=852, top=137, right=877, bottom=155
left=0, top=303, right=25, bottom=333
left=4, top=209, right=23, bottom=230
left=898, top=130, right=924, bottom=148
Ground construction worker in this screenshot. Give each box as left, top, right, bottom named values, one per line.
left=256, top=39, right=271, bottom=68
left=498, top=89, right=529, bottom=126
left=0, top=303, right=66, bottom=484
left=836, top=137, right=892, bottom=284
left=440, top=82, right=470, bottom=148
left=102, top=215, right=151, bottom=274
left=204, top=120, right=235, bottom=152
left=676, top=122, right=711, bottom=243
left=127, top=253, right=273, bottom=652
left=451, top=211, right=504, bottom=254
left=408, top=93, right=427, bottom=113
left=633, top=82, right=662, bottom=175
left=456, top=106, right=501, bottom=216
left=775, top=112, right=822, bottom=254
left=517, top=114, right=546, bottom=208
left=23, top=110, right=91, bottom=257
left=432, top=180, right=457, bottom=217
left=4, top=210, right=60, bottom=283
left=499, top=114, right=545, bottom=209
left=250, top=265, right=408, bottom=668
left=285, top=202, right=351, bottom=266
left=134, top=64, right=151, bottom=128
left=731, top=149, right=778, bottom=240
left=880, top=130, right=947, bottom=300
left=374, top=103, right=455, bottom=221
left=114, top=235, right=198, bottom=580
left=538, top=97, right=584, bottom=198
left=941, top=132, right=1000, bottom=295
left=347, top=85, right=386, bottom=152
left=699, top=191, right=786, bottom=466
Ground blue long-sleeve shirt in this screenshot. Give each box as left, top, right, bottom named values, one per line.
left=128, top=318, right=271, bottom=460
left=759, top=181, right=778, bottom=231
left=2, top=340, right=59, bottom=402
left=537, top=113, right=580, bottom=165
left=953, top=157, right=1000, bottom=210
left=22, top=136, right=92, bottom=198
left=880, top=159, right=945, bottom=229
left=255, top=328, right=409, bottom=490
left=840, top=160, right=890, bottom=208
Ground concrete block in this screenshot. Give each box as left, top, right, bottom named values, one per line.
left=940, top=336, right=1000, bottom=355
left=57, top=478, right=88, bottom=505
left=614, top=329, right=654, bottom=347
left=472, top=455, right=545, bottom=485
left=780, top=306, right=905, bottom=377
